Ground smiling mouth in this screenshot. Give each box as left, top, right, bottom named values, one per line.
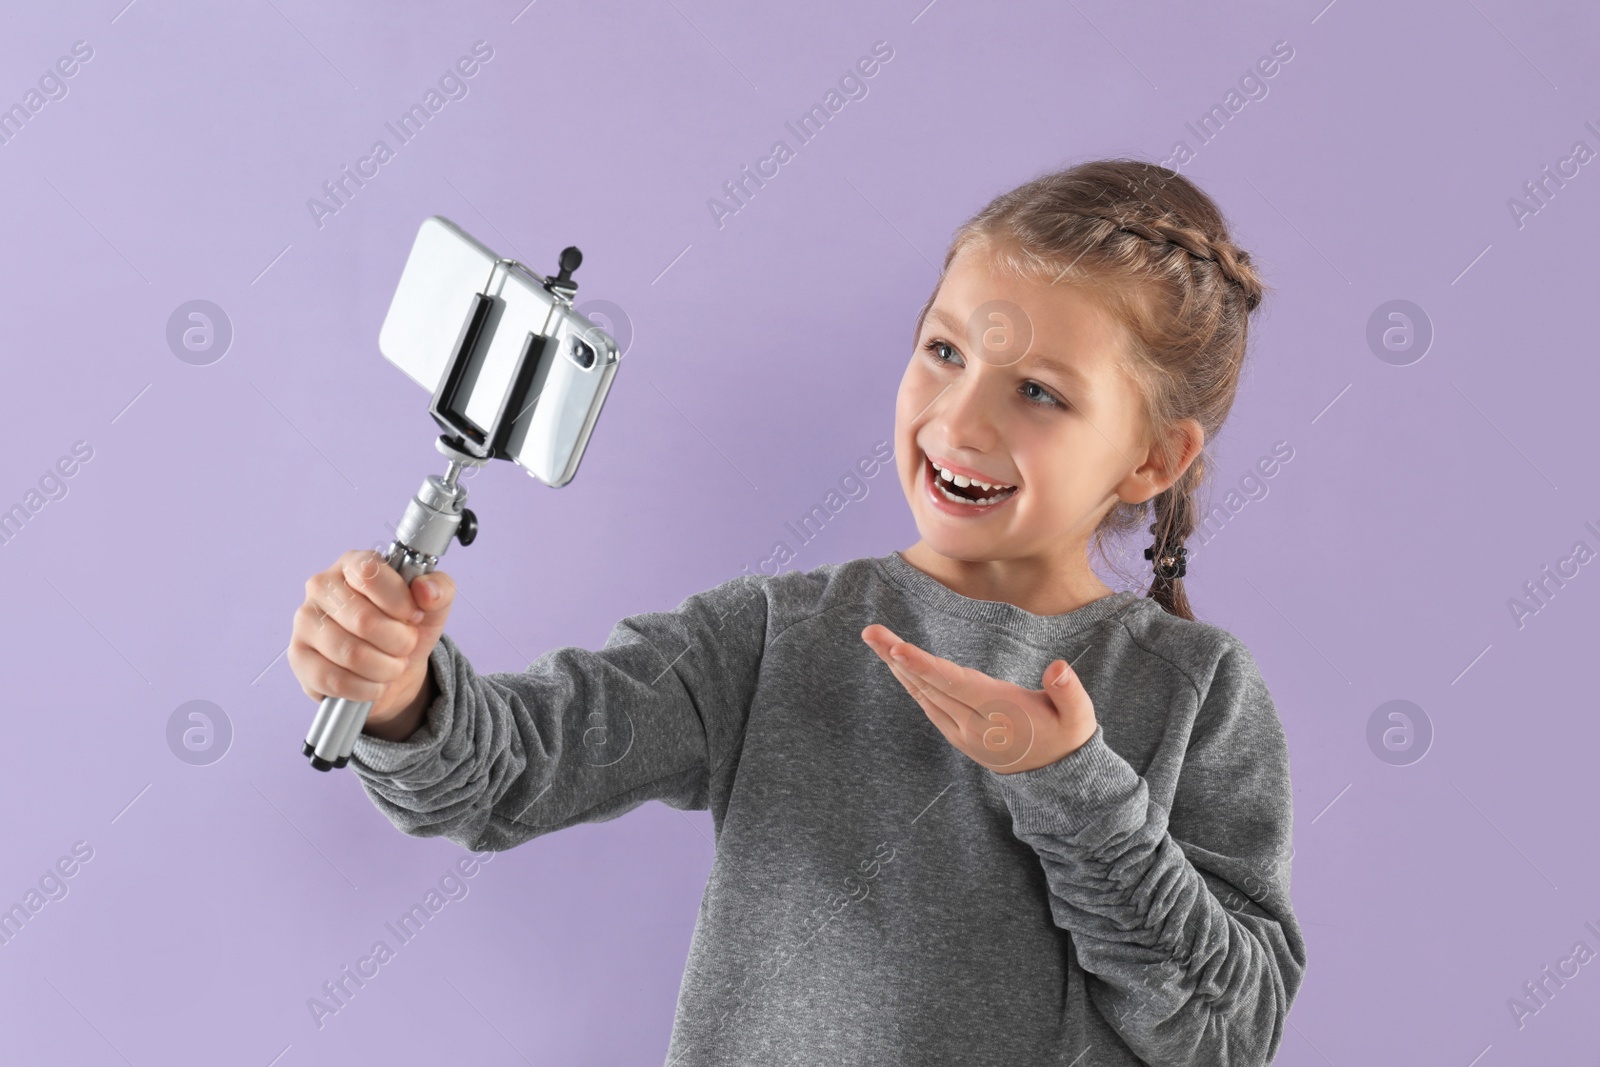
left=924, top=453, right=1019, bottom=506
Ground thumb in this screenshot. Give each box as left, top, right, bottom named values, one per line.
left=1043, top=659, right=1082, bottom=706
left=410, top=571, right=456, bottom=625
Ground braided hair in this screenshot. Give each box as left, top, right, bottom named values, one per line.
left=913, top=159, right=1269, bottom=621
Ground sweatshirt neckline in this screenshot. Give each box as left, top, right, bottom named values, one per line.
left=873, top=551, right=1142, bottom=639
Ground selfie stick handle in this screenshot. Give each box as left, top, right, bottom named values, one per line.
left=302, top=437, right=484, bottom=771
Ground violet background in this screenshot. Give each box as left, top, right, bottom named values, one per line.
left=2, top=0, right=1597, bottom=1064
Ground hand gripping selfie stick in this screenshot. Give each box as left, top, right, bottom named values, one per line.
left=303, top=246, right=591, bottom=771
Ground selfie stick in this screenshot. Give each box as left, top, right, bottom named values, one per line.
left=303, top=246, right=585, bottom=771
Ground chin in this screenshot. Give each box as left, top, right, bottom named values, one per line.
left=914, top=524, right=1004, bottom=561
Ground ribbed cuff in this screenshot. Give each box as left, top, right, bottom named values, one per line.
left=986, top=724, right=1143, bottom=838
left=347, top=636, right=459, bottom=777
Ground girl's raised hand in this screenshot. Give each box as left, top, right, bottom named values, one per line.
left=860, top=624, right=1097, bottom=774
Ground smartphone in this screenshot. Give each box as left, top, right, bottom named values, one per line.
left=377, top=215, right=620, bottom=488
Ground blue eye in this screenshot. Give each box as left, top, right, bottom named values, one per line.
left=920, top=338, right=1065, bottom=409
left=1020, top=381, right=1060, bottom=407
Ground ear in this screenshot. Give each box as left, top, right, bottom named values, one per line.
left=1116, top=417, right=1205, bottom=505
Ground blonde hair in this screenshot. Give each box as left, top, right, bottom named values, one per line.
left=915, top=158, right=1269, bottom=620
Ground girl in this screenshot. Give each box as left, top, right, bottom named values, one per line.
left=288, top=158, right=1305, bottom=1066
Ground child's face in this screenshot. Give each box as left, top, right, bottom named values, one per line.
left=894, top=240, right=1155, bottom=566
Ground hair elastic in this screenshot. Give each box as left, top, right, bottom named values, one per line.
left=1144, top=523, right=1188, bottom=581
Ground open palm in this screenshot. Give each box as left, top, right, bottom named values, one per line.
left=860, top=624, right=1098, bottom=774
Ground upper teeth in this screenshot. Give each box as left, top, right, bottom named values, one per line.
left=933, top=460, right=1013, bottom=492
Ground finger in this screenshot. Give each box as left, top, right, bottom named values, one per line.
left=862, top=625, right=960, bottom=691
left=895, top=664, right=977, bottom=733
left=883, top=638, right=969, bottom=698
left=861, top=624, right=937, bottom=661
left=880, top=653, right=964, bottom=732
left=305, top=563, right=409, bottom=635
left=865, top=636, right=970, bottom=725
left=860, top=623, right=900, bottom=651
left=340, top=550, right=422, bottom=623
left=874, top=644, right=1034, bottom=767
left=297, top=588, right=417, bottom=661
left=876, top=649, right=930, bottom=704
left=296, top=601, right=411, bottom=683
left=880, top=643, right=987, bottom=728
left=864, top=629, right=1013, bottom=743
left=865, top=636, right=940, bottom=712
left=883, top=657, right=963, bottom=740
left=286, top=640, right=386, bottom=703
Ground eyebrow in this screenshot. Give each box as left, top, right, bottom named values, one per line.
left=925, top=306, right=1093, bottom=391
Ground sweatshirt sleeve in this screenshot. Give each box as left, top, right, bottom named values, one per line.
left=984, top=638, right=1307, bottom=1067
left=345, top=571, right=770, bottom=854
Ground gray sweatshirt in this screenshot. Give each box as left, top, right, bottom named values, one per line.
left=349, top=550, right=1306, bottom=1066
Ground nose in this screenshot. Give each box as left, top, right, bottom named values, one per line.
left=926, top=366, right=1003, bottom=453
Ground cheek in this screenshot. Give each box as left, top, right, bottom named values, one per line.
left=1013, top=446, right=1071, bottom=508
left=892, top=415, right=915, bottom=484
left=893, top=373, right=924, bottom=485
left=895, top=360, right=942, bottom=420
left=893, top=368, right=922, bottom=436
